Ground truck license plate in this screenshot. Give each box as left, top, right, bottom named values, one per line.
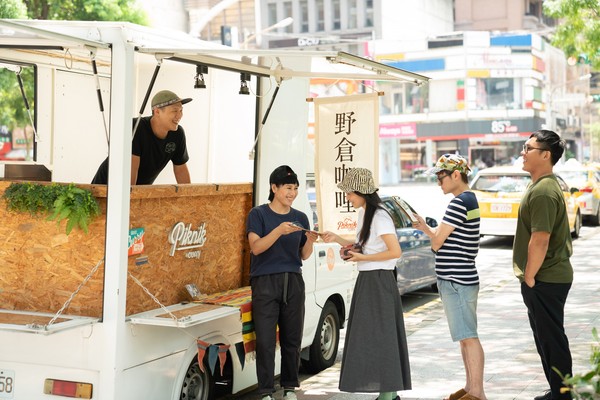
left=491, top=203, right=512, bottom=213
left=0, top=370, right=15, bottom=399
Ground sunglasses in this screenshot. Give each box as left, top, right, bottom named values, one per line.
left=436, top=172, right=452, bottom=183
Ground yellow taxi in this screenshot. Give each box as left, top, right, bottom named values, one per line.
left=555, top=159, right=600, bottom=226
left=470, top=166, right=581, bottom=238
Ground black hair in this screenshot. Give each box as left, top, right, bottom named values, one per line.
left=530, top=129, right=565, bottom=165
left=355, top=191, right=384, bottom=247
left=440, top=169, right=469, bottom=184
left=268, top=165, right=299, bottom=202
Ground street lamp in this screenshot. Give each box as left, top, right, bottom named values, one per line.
left=241, top=17, right=293, bottom=49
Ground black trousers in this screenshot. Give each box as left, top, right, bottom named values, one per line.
left=251, top=272, right=305, bottom=395
left=521, top=281, right=572, bottom=400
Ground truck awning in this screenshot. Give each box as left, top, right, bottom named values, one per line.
left=0, top=19, right=429, bottom=86
left=136, top=48, right=430, bottom=85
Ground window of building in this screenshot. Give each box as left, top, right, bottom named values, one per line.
left=332, top=0, right=341, bottom=30
left=475, top=78, right=521, bottom=110
left=315, top=0, right=325, bottom=31
left=299, top=0, right=309, bottom=32
left=365, top=0, right=374, bottom=28
left=378, top=83, right=430, bottom=115
left=347, top=0, right=358, bottom=29
left=267, top=3, right=277, bottom=28
left=283, top=1, right=293, bottom=33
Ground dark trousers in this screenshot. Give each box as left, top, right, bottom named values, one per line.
left=251, top=272, right=305, bottom=395
left=521, top=281, right=572, bottom=400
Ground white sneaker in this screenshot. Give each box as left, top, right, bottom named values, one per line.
left=283, top=391, right=297, bottom=400
left=261, top=395, right=274, bottom=400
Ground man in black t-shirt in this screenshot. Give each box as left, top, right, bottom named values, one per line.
left=91, top=90, right=192, bottom=185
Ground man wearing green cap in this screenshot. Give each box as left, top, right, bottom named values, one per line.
left=91, top=90, right=192, bottom=185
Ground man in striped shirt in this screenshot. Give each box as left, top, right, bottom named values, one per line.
left=413, top=154, right=486, bottom=400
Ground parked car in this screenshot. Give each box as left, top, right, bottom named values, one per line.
left=380, top=195, right=438, bottom=295
left=555, top=160, right=600, bottom=226
left=470, top=166, right=581, bottom=238
left=307, top=182, right=438, bottom=295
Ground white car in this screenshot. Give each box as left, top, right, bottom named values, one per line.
left=555, top=161, right=600, bottom=226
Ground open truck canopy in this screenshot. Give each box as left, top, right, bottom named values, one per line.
left=0, top=19, right=429, bottom=85
left=0, top=19, right=431, bottom=400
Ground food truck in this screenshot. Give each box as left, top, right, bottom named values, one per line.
left=0, top=19, right=428, bottom=400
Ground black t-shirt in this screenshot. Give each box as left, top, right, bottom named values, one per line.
left=91, top=116, right=189, bottom=185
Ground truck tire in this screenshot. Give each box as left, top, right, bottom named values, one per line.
left=180, top=359, right=215, bottom=400
left=301, top=301, right=340, bottom=373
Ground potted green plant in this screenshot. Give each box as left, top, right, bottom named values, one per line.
left=2, top=182, right=100, bottom=234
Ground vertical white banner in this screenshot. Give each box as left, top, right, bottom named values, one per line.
left=314, top=93, right=379, bottom=238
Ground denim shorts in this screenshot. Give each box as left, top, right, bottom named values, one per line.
left=437, top=278, right=479, bottom=342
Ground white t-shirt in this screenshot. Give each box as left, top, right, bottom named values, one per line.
left=355, top=208, right=398, bottom=271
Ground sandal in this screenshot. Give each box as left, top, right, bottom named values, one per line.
left=445, top=388, right=467, bottom=400
left=458, top=394, right=482, bottom=400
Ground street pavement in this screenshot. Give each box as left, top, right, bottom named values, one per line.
left=234, top=223, right=600, bottom=400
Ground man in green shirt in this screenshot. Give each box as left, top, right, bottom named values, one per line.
left=513, top=129, right=573, bottom=400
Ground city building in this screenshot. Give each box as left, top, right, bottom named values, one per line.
left=138, top=0, right=594, bottom=180
left=373, top=31, right=591, bottom=181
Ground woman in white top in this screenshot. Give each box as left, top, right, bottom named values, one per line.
left=321, top=168, right=411, bottom=400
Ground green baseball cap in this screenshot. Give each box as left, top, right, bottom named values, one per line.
left=151, top=90, right=192, bottom=109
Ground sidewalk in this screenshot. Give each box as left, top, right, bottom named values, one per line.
left=294, top=229, right=600, bottom=400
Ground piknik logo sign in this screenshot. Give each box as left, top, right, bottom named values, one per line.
left=168, top=222, right=207, bottom=259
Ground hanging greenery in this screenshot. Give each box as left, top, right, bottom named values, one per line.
left=2, top=182, right=101, bottom=234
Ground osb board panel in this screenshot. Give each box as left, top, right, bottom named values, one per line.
left=0, top=313, right=67, bottom=325
left=126, top=188, right=252, bottom=315
left=0, top=181, right=108, bottom=318
left=0, top=181, right=252, bottom=319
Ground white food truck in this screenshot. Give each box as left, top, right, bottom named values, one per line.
left=0, top=19, right=427, bottom=400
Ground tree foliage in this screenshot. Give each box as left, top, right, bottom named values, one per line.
left=0, top=0, right=27, bottom=18
left=543, top=0, right=600, bottom=70
left=0, top=67, right=34, bottom=131
left=23, top=0, right=148, bottom=24
left=0, top=0, right=148, bottom=137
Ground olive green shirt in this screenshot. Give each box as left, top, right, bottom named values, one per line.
left=513, top=174, right=573, bottom=283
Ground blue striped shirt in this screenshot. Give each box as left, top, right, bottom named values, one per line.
left=436, top=191, right=480, bottom=285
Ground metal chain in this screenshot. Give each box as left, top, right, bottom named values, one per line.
left=47, top=258, right=104, bottom=327
left=127, top=270, right=186, bottom=323
left=41, top=257, right=195, bottom=339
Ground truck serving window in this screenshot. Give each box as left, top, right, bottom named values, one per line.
left=0, top=61, right=36, bottom=163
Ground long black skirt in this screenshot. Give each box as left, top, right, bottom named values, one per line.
left=339, top=269, right=412, bottom=393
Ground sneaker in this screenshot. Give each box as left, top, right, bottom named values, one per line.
left=534, top=390, right=552, bottom=400
left=261, top=395, right=274, bottom=400
left=283, top=390, right=298, bottom=400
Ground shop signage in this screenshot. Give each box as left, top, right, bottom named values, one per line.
left=491, top=120, right=518, bottom=134
left=128, top=228, right=145, bottom=256
left=379, top=122, right=416, bottom=138
left=298, top=37, right=320, bottom=46
left=168, top=222, right=207, bottom=259
left=314, top=93, right=379, bottom=238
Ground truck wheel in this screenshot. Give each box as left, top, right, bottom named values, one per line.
left=180, top=359, right=214, bottom=400
left=301, top=301, right=340, bottom=373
